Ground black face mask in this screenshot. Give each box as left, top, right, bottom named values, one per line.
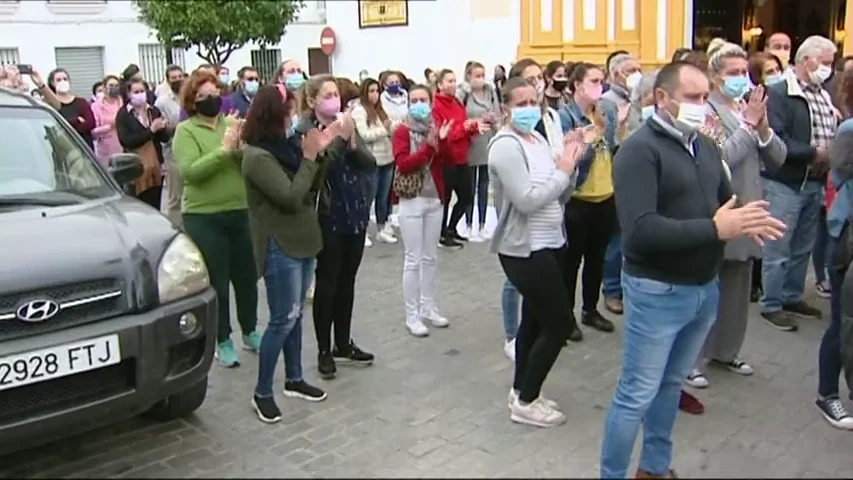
left=107, top=86, right=120, bottom=97
left=195, top=96, right=222, bottom=117
left=552, top=80, right=568, bottom=91
left=170, top=81, right=183, bottom=94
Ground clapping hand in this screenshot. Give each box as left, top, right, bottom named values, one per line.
left=438, top=120, right=454, bottom=140
left=578, top=124, right=599, bottom=144
left=557, top=129, right=584, bottom=173
left=744, top=85, right=767, bottom=127
left=302, top=128, right=335, bottom=161
left=222, top=117, right=242, bottom=151
left=617, top=103, right=630, bottom=126
left=150, top=117, right=167, bottom=132
left=713, top=196, right=786, bottom=244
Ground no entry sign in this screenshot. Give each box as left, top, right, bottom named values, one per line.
left=320, top=26, right=337, bottom=56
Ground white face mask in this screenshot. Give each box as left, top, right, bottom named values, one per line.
left=675, top=101, right=708, bottom=133
left=810, top=64, right=832, bottom=85
left=55, top=80, right=70, bottom=94
left=625, top=72, right=643, bottom=92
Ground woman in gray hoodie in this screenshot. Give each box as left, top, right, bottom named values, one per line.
left=489, top=76, right=582, bottom=428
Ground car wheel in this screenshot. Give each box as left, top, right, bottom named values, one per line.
left=145, top=376, right=208, bottom=421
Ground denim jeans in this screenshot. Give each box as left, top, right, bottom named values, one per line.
left=761, top=179, right=822, bottom=313
left=812, top=205, right=829, bottom=284
left=465, top=165, right=490, bottom=227
left=819, top=237, right=843, bottom=397
left=254, top=237, right=313, bottom=398
left=371, top=164, right=395, bottom=225
left=501, top=278, right=520, bottom=340
left=602, top=231, right=623, bottom=299
left=600, top=272, right=719, bottom=478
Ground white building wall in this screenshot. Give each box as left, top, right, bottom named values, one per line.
left=0, top=0, right=518, bottom=83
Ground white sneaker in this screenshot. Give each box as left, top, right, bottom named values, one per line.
left=389, top=213, right=400, bottom=228
left=376, top=224, right=397, bottom=243
left=685, top=369, right=710, bottom=389
left=406, top=318, right=429, bottom=337
left=504, top=339, right=516, bottom=361
left=306, top=280, right=315, bottom=302
left=508, top=388, right=559, bottom=411
left=422, top=311, right=449, bottom=328
left=509, top=397, right=566, bottom=427
left=364, top=235, right=373, bottom=248
left=477, top=226, right=492, bottom=241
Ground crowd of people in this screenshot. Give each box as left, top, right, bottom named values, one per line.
left=2, top=29, right=853, bottom=477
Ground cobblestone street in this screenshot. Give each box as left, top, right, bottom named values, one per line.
left=0, top=229, right=850, bottom=478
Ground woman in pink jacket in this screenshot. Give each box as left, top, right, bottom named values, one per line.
left=90, top=75, right=123, bottom=168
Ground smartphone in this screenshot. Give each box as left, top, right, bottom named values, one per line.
left=16, top=64, right=32, bottom=75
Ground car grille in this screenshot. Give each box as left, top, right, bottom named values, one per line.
left=0, top=279, right=125, bottom=340
left=0, top=360, right=135, bottom=425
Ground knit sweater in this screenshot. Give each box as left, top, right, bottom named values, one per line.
left=172, top=115, right=247, bottom=214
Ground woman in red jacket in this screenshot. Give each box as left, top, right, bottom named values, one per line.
left=432, top=68, right=486, bottom=248
left=392, top=84, right=454, bottom=337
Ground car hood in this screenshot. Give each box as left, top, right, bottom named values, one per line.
left=0, top=195, right=179, bottom=310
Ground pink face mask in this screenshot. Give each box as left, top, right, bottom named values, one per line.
left=315, top=97, right=341, bottom=118
left=584, top=83, right=603, bottom=102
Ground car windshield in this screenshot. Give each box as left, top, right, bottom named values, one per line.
left=0, top=106, right=114, bottom=204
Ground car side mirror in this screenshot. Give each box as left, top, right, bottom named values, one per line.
left=108, top=153, right=143, bottom=186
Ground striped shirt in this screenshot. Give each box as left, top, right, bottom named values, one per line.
left=521, top=133, right=566, bottom=251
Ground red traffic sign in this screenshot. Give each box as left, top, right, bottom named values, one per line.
left=320, top=26, right=337, bottom=56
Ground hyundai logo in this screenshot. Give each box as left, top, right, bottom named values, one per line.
left=16, top=299, right=60, bottom=323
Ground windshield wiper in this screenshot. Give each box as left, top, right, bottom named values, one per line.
left=0, top=194, right=81, bottom=207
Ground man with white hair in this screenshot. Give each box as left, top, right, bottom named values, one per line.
left=762, top=35, right=838, bottom=332
left=602, top=53, right=642, bottom=112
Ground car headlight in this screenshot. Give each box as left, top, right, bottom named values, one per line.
left=157, top=233, right=210, bottom=304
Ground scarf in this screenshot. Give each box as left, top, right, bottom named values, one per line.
left=249, top=134, right=303, bottom=175
left=406, top=115, right=431, bottom=152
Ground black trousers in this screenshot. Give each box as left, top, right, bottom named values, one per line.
left=441, top=164, right=473, bottom=236
left=563, top=196, right=617, bottom=317
left=501, top=248, right=573, bottom=403
left=313, top=231, right=366, bottom=353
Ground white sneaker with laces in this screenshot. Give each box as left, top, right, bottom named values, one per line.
left=364, top=235, right=373, bottom=247
left=376, top=224, right=397, bottom=243
left=685, top=369, right=710, bottom=389
left=508, top=388, right=559, bottom=411
left=716, top=358, right=754, bottom=376
left=504, top=339, right=516, bottom=361
left=509, top=397, right=566, bottom=427
left=422, top=310, right=449, bottom=328
left=406, top=318, right=429, bottom=337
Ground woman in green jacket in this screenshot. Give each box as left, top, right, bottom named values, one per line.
left=172, top=70, right=260, bottom=368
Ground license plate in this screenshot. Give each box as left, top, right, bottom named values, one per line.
left=0, top=334, right=121, bottom=392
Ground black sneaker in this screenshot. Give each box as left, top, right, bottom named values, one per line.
left=450, top=230, right=469, bottom=242
left=783, top=301, right=823, bottom=318
left=333, top=340, right=375, bottom=366
left=283, top=380, right=328, bottom=402
left=318, top=351, right=337, bottom=379
left=439, top=236, right=463, bottom=249
left=815, top=396, right=853, bottom=430
left=761, top=311, right=798, bottom=331
left=251, top=395, right=282, bottom=423
left=581, top=310, right=615, bottom=333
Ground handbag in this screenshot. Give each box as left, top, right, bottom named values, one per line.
left=392, top=127, right=433, bottom=199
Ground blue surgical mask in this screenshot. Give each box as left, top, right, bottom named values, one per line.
left=641, top=105, right=655, bottom=121
left=219, top=74, right=230, bottom=85
left=510, top=106, right=541, bottom=133
left=765, top=73, right=783, bottom=86
left=409, top=102, right=431, bottom=121
left=721, top=75, right=749, bottom=99
left=244, top=80, right=259, bottom=95
left=285, top=73, right=305, bottom=91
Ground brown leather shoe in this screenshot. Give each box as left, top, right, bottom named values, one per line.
left=604, top=296, right=624, bottom=314
left=636, top=468, right=678, bottom=478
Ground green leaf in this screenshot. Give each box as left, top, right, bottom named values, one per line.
left=136, top=0, right=304, bottom=64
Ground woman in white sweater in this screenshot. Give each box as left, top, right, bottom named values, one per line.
left=380, top=71, right=410, bottom=129
left=352, top=78, right=397, bottom=244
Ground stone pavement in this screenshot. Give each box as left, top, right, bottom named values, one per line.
left=0, top=231, right=851, bottom=478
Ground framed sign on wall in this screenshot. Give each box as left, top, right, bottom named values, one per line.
left=358, top=0, right=409, bottom=29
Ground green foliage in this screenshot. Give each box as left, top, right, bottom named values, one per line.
left=136, top=0, right=303, bottom=65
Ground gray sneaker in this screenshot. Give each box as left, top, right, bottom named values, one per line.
left=761, top=311, right=798, bottom=332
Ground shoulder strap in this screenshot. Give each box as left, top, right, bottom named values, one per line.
left=488, top=133, right=530, bottom=172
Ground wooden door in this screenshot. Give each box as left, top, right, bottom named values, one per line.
left=307, top=48, right=330, bottom=75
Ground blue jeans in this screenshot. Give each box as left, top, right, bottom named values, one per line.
left=819, top=237, right=843, bottom=397
left=602, top=231, right=623, bottom=299
left=600, top=272, right=719, bottom=478
left=501, top=278, right=520, bottom=340
left=812, top=206, right=829, bottom=284
left=465, top=165, right=489, bottom=227
left=371, top=164, right=395, bottom=225
left=761, top=179, right=822, bottom=313
left=254, top=237, right=313, bottom=398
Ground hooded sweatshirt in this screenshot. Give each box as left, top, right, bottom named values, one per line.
left=432, top=92, right=480, bottom=166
